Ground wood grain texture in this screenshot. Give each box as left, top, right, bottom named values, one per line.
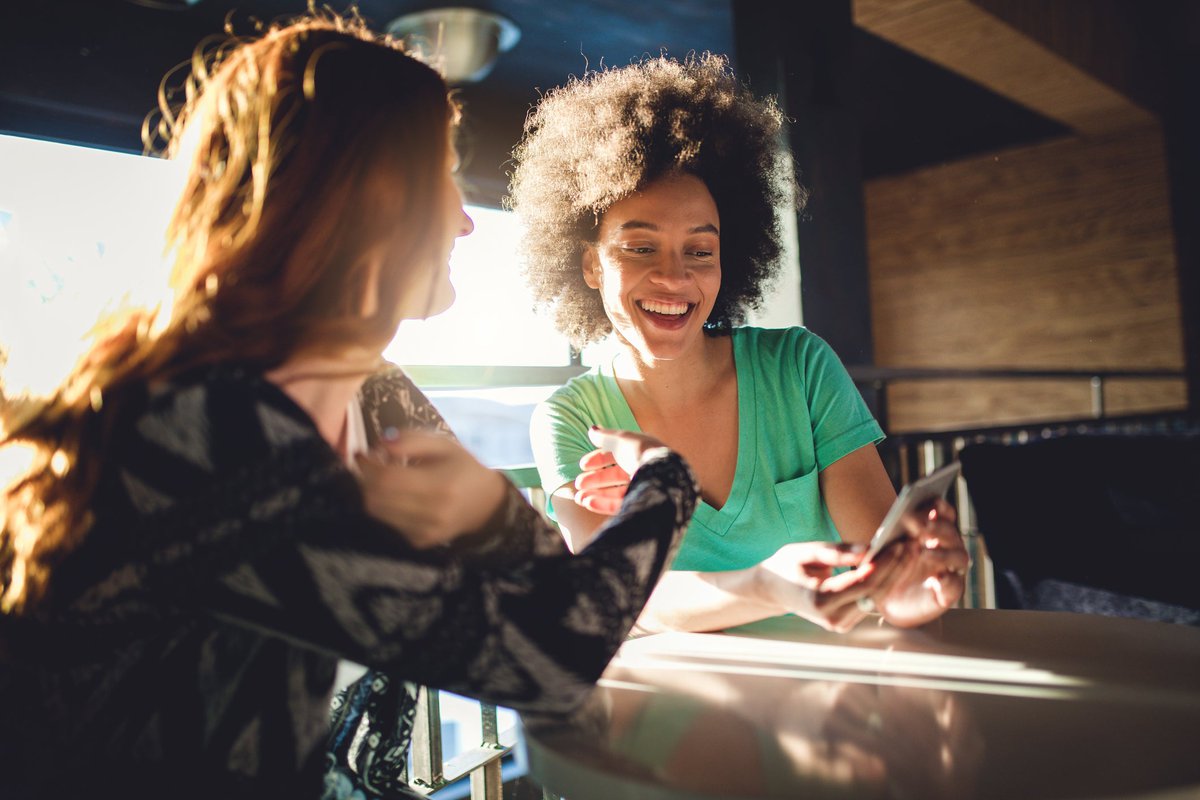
left=883, top=379, right=1187, bottom=433
left=865, top=126, right=1187, bottom=432
left=853, top=0, right=1154, bottom=134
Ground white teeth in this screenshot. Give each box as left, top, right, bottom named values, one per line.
left=638, top=300, right=690, bottom=315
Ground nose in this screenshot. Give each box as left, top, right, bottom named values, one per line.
left=650, top=251, right=689, bottom=286
left=458, top=206, right=474, bottom=238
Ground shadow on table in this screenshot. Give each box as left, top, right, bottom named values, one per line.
left=526, top=673, right=984, bottom=799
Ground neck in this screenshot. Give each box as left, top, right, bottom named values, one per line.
left=265, top=354, right=380, bottom=451
left=612, top=333, right=734, bottom=412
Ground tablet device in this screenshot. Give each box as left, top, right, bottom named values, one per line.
left=863, top=461, right=962, bottom=563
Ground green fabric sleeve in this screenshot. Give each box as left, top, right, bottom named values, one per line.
left=530, top=389, right=594, bottom=502
left=796, top=330, right=885, bottom=471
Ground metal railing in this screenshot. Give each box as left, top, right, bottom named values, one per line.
left=408, top=691, right=516, bottom=799
left=847, top=365, right=1186, bottom=434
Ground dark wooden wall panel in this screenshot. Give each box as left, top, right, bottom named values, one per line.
left=865, top=125, right=1186, bottom=432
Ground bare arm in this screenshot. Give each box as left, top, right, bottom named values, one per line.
left=818, top=444, right=897, bottom=545
left=630, top=568, right=784, bottom=634
left=550, top=488, right=610, bottom=554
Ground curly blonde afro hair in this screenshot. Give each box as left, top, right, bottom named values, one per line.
left=507, top=53, right=802, bottom=347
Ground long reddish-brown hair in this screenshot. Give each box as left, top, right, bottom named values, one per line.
left=0, top=13, right=456, bottom=613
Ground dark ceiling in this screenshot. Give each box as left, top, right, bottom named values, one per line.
left=1, top=0, right=1077, bottom=205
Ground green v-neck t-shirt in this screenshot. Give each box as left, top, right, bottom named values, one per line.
left=530, top=326, right=885, bottom=572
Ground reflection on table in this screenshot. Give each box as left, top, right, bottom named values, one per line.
left=523, top=610, right=1200, bottom=800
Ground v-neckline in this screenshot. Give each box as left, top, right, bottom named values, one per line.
left=600, top=332, right=758, bottom=535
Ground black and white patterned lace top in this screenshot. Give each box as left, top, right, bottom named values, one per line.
left=0, top=363, right=696, bottom=800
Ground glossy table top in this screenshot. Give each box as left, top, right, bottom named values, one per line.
left=523, top=610, right=1200, bottom=800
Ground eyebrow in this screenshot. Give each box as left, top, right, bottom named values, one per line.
left=616, top=220, right=720, bottom=235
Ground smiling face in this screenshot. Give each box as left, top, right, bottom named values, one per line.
left=583, top=173, right=721, bottom=363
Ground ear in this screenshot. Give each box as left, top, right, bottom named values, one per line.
left=581, top=244, right=601, bottom=290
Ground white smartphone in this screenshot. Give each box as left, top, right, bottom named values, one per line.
left=863, top=461, right=962, bottom=563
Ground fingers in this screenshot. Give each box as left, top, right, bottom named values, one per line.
left=814, top=560, right=890, bottom=632
left=927, top=569, right=967, bottom=609
left=576, top=490, right=623, bottom=516
left=901, top=498, right=965, bottom=552
left=586, top=426, right=670, bottom=476
left=373, top=429, right=461, bottom=464
left=574, top=462, right=629, bottom=492
left=822, top=561, right=877, bottom=594
left=817, top=583, right=875, bottom=633
left=862, top=540, right=915, bottom=594
left=578, top=448, right=617, bottom=471
left=918, top=543, right=971, bottom=575
left=355, top=434, right=505, bottom=547
left=586, top=425, right=628, bottom=453
left=573, top=454, right=630, bottom=517
left=778, top=541, right=869, bottom=568
left=812, top=542, right=871, bottom=568
left=931, top=497, right=958, bottom=525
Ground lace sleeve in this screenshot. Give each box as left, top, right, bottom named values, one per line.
left=355, top=363, right=562, bottom=569
left=357, top=365, right=454, bottom=442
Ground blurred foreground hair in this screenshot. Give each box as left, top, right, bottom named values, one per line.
left=1, top=11, right=455, bottom=613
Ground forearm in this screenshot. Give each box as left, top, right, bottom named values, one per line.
left=550, top=489, right=608, bottom=553
left=632, top=567, right=784, bottom=635
left=446, top=478, right=568, bottom=567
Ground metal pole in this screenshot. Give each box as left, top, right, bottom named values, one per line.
left=469, top=703, right=504, bottom=800
left=1090, top=375, right=1105, bottom=418
left=410, top=687, right=444, bottom=791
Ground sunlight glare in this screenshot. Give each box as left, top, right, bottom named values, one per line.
left=612, top=630, right=1095, bottom=700
left=384, top=205, right=571, bottom=367
left=0, top=134, right=180, bottom=397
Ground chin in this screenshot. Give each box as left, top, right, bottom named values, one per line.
left=423, top=283, right=456, bottom=318
left=400, top=279, right=455, bottom=320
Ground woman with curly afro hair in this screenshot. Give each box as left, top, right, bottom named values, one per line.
left=510, top=54, right=969, bottom=635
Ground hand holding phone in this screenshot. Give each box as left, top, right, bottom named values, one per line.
left=863, top=462, right=961, bottom=564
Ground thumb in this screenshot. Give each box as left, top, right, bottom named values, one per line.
left=586, top=425, right=653, bottom=476
left=586, top=425, right=625, bottom=452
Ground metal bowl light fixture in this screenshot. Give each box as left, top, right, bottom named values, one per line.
left=386, top=7, right=520, bottom=84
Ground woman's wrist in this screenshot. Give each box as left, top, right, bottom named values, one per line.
left=744, top=563, right=789, bottom=614
left=636, top=445, right=674, bottom=468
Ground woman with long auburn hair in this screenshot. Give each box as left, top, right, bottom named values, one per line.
left=0, top=14, right=696, bottom=799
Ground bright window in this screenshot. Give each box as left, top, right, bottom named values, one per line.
left=384, top=204, right=571, bottom=367
left=0, top=134, right=575, bottom=392
left=0, top=133, right=579, bottom=470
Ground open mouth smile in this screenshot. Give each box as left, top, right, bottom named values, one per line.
left=636, top=299, right=696, bottom=328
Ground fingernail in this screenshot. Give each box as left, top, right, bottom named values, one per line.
left=589, top=424, right=600, bottom=431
